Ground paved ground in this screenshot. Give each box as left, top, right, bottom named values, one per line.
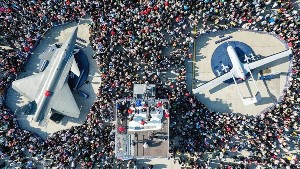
left=5, top=18, right=101, bottom=139
left=192, top=30, right=290, bottom=116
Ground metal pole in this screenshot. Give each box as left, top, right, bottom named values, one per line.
left=246, top=64, right=260, bottom=93
left=192, top=25, right=196, bottom=91
left=74, top=69, right=85, bottom=89
left=231, top=73, right=244, bottom=101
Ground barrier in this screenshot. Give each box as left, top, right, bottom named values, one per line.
left=215, top=36, right=233, bottom=44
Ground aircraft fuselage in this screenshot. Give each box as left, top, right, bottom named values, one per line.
left=33, top=28, right=78, bottom=122
left=227, top=45, right=246, bottom=80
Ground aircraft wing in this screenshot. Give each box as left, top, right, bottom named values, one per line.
left=247, top=49, right=292, bottom=70
left=40, top=45, right=59, bottom=61
left=12, top=72, right=47, bottom=100
left=50, top=83, right=81, bottom=118
left=193, top=71, right=233, bottom=93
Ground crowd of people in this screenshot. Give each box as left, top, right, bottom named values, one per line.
left=0, top=0, right=299, bottom=168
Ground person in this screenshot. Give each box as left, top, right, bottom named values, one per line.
left=0, top=0, right=299, bottom=168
